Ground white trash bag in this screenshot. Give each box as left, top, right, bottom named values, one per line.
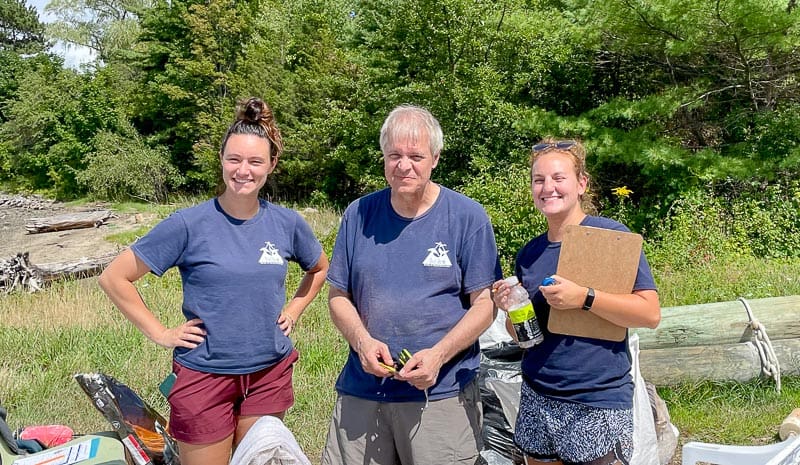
left=230, top=416, right=311, bottom=465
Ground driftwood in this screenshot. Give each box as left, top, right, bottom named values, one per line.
left=37, top=253, right=116, bottom=283
left=0, top=252, right=43, bottom=293
left=0, top=251, right=116, bottom=293
left=25, top=210, right=115, bottom=234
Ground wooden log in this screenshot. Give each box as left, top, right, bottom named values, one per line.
left=639, top=338, right=800, bottom=385
left=633, top=296, right=800, bottom=349
left=1, top=251, right=116, bottom=293
left=25, top=210, right=115, bottom=234
left=36, top=252, right=116, bottom=282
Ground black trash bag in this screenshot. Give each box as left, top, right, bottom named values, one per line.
left=479, top=342, right=524, bottom=465
left=482, top=341, right=525, bottom=362
left=0, top=404, right=22, bottom=455
left=74, top=372, right=180, bottom=465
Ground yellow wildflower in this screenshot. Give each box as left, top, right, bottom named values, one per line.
left=612, top=186, right=633, bottom=198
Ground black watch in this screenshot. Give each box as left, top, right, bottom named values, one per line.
left=582, top=287, right=595, bottom=311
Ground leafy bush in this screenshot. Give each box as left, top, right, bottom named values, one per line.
left=78, top=131, right=184, bottom=202
left=459, top=166, right=546, bottom=274
left=728, top=181, right=800, bottom=259
left=647, top=180, right=800, bottom=273
left=646, top=189, right=750, bottom=272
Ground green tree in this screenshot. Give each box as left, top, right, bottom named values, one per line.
left=0, top=0, right=45, bottom=53
left=505, top=0, right=800, bottom=232
left=315, top=0, right=547, bottom=201
left=243, top=0, right=372, bottom=201
left=43, top=0, right=152, bottom=62
left=0, top=63, right=132, bottom=197
left=0, top=52, right=55, bottom=123
left=0, top=0, right=48, bottom=125
left=130, top=0, right=262, bottom=191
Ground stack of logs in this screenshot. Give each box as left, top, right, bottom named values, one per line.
left=635, top=296, right=800, bottom=385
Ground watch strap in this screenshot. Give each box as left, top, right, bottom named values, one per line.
left=582, top=287, right=595, bottom=311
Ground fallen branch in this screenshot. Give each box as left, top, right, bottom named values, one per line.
left=0, top=251, right=117, bottom=293
left=25, top=210, right=116, bottom=234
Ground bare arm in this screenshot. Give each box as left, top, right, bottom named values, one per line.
left=398, top=286, right=495, bottom=390
left=97, top=248, right=206, bottom=348
left=328, top=285, right=394, bottom=377
left=539, top=274, right=661, bottom=329
left=277, top=251, right=330, bottom=335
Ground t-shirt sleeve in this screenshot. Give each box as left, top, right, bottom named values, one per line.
left=326, top=209, right=351, bottom=293
left=130, top=212, right=189, bottom=276
left=291, top=213, right=324, bottom=271
left=461, top=219, right=503, bottom=294
left=633, top=250, right=657, bottom=291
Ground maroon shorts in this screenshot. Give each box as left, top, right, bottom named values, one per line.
left=167, top=350, right=299, bottom=444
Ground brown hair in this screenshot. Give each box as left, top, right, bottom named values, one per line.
left=220, top=97, right=284, bottom=160
left=530, top=137, right=595, bottom=211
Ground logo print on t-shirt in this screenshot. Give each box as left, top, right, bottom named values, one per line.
left=422, top=241, right=452, bottom=267
left=258, top=241, right=284, bottom=265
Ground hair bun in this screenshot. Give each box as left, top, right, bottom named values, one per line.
left=223, top=96, right=283, bottom=160
left=241, top=97, right=264, bottom=123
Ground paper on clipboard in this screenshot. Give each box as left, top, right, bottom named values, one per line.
left=547, top=224, right=643, bottom=341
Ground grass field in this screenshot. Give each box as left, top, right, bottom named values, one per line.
left=1, top=204, right=799, bottom=464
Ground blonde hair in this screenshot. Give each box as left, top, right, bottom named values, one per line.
left=530, top=137, right=595, bottom=211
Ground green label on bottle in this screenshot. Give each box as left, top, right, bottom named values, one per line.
left=508, top=302, right=535, bottom=324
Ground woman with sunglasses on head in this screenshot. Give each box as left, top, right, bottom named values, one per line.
left=491, top=138, right=660, bottom=465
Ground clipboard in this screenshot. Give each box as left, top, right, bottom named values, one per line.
left=547, top=224, right=643, bottom=341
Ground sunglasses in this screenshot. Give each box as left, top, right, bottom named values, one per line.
left=532, top=140, right=577, bottom=152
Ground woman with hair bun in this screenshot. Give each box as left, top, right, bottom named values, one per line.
left=99, top=97, right=328, bottom=465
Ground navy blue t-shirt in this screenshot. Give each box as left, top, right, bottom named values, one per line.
left=132, top=198, right=323, bottom=375
left=327, top=187, right=503, bottom=401
left=515, top=215, right=657, bottom=409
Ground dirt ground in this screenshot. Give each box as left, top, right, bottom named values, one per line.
left=0, top=194, right=153, bottom=264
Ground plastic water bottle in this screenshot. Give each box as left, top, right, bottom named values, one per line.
left=502, top=276, right=544, bottom=348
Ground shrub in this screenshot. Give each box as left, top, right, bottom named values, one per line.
left=78, top=131, right=184, bottom=202
left=728, top=181, right=800, bottom=259
left=647, top=180, right=800, bottom=273
left=646, top=189, right=748, bottom=272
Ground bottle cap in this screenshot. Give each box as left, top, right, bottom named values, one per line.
left=504, top=276, right=519, bottom=286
